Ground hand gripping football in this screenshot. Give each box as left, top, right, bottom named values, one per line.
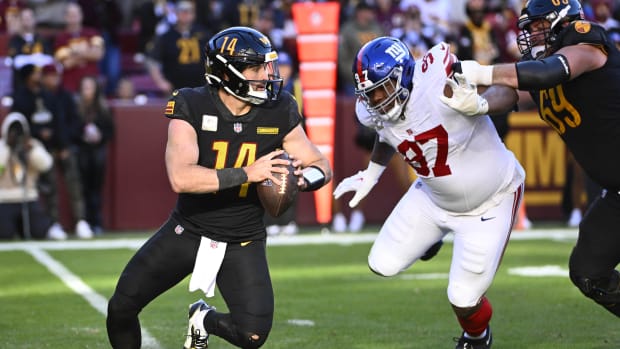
left=257, top=152, right=299, bottom=217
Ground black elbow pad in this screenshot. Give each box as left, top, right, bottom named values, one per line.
left=515, top=54, right=571, bottom=90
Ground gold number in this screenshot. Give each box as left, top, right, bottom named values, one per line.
left=213, top=141, right=257, bottom=197
left=552, top=0, right=570, bottom=6
left=219, top=36, right=237, bottom=56
left=538, top=85, right=581, bottom=135
left=177, top=38, right=201, bottom=64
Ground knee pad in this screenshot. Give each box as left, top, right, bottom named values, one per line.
left=570, top=270, right=620, bottom=308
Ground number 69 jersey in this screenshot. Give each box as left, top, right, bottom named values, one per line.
left=356, top=43, right=525, bottom=214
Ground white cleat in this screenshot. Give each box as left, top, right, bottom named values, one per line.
left=183, top=299, right=215, bottom=349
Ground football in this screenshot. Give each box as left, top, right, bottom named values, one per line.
left=257, top=151, right=299, bottom=217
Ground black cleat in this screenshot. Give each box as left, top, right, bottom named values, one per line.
left=454, top=327, right=493, bottom=349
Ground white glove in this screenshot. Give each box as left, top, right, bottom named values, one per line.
left=458, top=60, right=493, bottom=86
left=440, top=73, right=489, bottom=116
left=333, top=162, right=386, bottom=208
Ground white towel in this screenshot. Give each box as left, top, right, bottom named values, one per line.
left=189, top=237, right=227, bottom=298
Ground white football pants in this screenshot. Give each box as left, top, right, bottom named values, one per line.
left=368, top=180, right=523, bottom=307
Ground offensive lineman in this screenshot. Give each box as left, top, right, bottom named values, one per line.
left=442, top=0, right=620, bottom=318
left=106, top=27, right=332, bottom=349
left=333, top=37, right=525, bottom=348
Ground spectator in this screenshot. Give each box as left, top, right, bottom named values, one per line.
left=75, top=75, right=114, bottom=235
left=390, top=5, right=435, bottom=59
left=0, top=111, right=56, bottom=240
left=375, top=0, right=406, bottom=35
left=7, top=6, right=54, bottom=91
left=0, top=0, right=26, bottom=35
left=30, top=0, right=69, bottom=30
left=40, top=62, right=93, bottom=239
left=132, top=0, right=176, bottom=55
left=54, top=2, right=105, bottom=93
left=78, top=0, right=124, bottom=96
left=114, top=77, right=136, bottom=101
left=145, top=0, right=210, bottom=95
left=337, top=1, right=384, bottom=96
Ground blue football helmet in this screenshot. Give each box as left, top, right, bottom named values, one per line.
left=352, top=37, right=415, bottom=122
left=205, top=26, right=283, bottom=105
left=516, top=0, right=583, bottom=58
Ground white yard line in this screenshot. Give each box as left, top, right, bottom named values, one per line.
left=0, top=228, right=578, bottom=348
left=23, top=246, right=163, bottom=349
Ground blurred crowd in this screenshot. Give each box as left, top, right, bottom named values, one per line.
left=0, top=0, right=616, bottom=239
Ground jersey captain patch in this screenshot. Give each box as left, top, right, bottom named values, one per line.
left=201, top=114, right=218, bottom=131
left=574, top=21, right=591, bottom=34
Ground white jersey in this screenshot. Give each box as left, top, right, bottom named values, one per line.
left=356, top=42, right=525, bottom=214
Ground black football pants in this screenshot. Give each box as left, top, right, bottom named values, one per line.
left=106, top=217, right=274, bottom=348
left=569, top=189, right=620, bottom=317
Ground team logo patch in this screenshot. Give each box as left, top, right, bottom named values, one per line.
left=257, top=127, right=279, bottom=135
left=202, top=115, right=218, bottom=131
left=174, top=224, right=184, bottom=235
left=233, top=122, right=243, bottom=133
left=165, top=101, right=175, bottom=115
left=574, top=21, right=591, bottom=34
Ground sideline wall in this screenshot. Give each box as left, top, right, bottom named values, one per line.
left=49, top=98, right=566, bottom=231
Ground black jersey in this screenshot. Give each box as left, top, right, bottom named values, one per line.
left=147, top=26, right=210, bottom=89
left=527, top=21, right=620, bottom=191
left=164, top=85, right=302, bottom=242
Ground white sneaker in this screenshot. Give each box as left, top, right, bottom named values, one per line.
left=348, top=210, right=365, bottom=233
left=282, top=222, right=299, bottom=235
left=266, top=225, right=281, bottom=236
left=47, top=222, right=67, bottom=240
left=568, top=208, right=582, bottom=227
left=75, top=220, right=94, bottom=239
left=331, top=213, right=347, bottom=233
left=183, top=299, right=215, bottom=349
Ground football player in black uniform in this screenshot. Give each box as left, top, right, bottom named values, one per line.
left=442, top=0, right=620, bottom=320
left=106, top=26, right=332, bottom=349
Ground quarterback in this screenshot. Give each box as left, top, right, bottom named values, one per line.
left=106, top=27, right=331, bottom=349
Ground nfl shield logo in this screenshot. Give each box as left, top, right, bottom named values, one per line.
left=174, top=225, right=184, bottom=235
left=233, top=123, right=243, bottom=133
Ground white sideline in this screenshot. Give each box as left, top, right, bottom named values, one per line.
left=0, top=228, right=579, bottom=252
left=1, top=228, right=577, bottom=348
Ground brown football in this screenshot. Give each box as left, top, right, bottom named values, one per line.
left=257, top=151, right=299, bottom=217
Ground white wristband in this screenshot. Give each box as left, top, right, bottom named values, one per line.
left=366, top=161, right=386, bottom=181
left=461, top=61, right=494, bottom=86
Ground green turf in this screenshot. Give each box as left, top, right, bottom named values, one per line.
left=0, top=232, right=618, bottom=348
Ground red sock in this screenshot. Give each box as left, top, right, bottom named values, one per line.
left=456, top=297, right=492, bottom=337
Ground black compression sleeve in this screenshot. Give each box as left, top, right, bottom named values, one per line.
left=217, top=168, right=248, bottom=190
left=515, top=54, right=571, bottom=90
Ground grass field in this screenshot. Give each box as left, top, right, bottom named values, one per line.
left=0, top=227, right=618, bottom=349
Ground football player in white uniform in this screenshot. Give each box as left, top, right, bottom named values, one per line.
left=333, top=37, right=525, bottom=348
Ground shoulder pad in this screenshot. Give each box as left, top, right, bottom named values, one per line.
left=556, top=21, right=610, bottom=49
